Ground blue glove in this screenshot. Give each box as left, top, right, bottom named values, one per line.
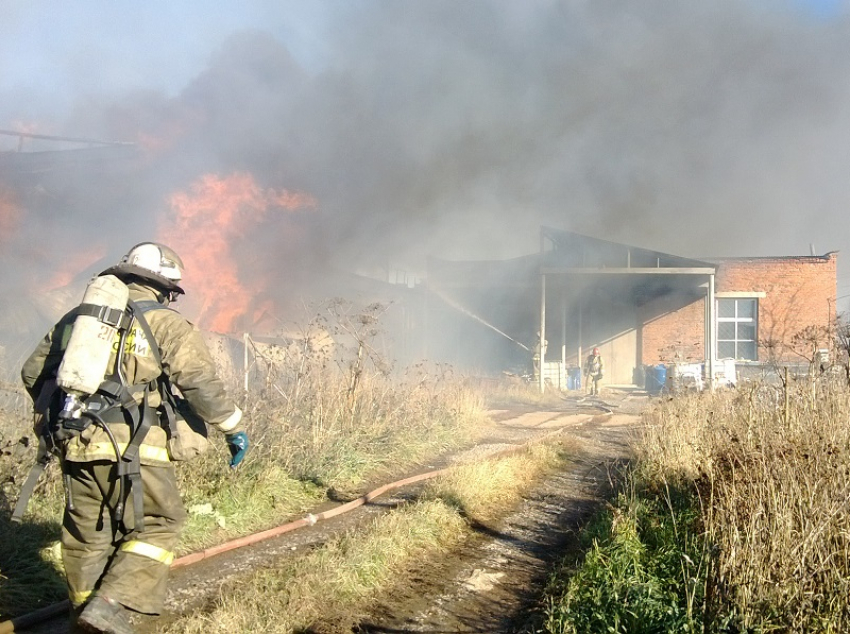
left=225, top=431, right=249, bottom=469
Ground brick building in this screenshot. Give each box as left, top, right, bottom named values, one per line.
left=641, top=254, right=837, bottom=368
left=642, top=252, right=838, bottom=363
left=424, top=228, right=838, bottom=388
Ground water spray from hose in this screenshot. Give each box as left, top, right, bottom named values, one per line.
left=429, top=284, right=530, bottom=351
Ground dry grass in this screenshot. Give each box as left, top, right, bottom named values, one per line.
left=638, top=377, right=850, bottom=631
left=425, top=443, right=562, bottom=521
left=471, top=375, right=570, bottom=409
left=175, top=357, right=489, bottom=552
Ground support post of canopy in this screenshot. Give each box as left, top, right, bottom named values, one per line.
left=561, top=294, right=567, bottom=368
left=539, top=273, right=546, bottom=394
left=706, top=272, right=717, bottom=392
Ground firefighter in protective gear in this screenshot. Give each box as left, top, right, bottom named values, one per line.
left=584, top=347, right=604, bottom=396
left=21, top=242, right=247, bottom=633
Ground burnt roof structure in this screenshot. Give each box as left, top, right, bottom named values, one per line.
left=0, top=130, right=139, bottom=188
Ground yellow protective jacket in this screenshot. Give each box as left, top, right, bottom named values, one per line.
left=21, top=282, right=242, bottom=465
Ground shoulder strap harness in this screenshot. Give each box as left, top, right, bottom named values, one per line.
left=13, top=300, right=174, bottom=533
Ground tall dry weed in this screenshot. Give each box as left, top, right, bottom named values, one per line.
left=172, top=307, right=487, bottom=550
left=236, top=351, right=484, bottom=490
left=638, top=377, right=850, bottom=630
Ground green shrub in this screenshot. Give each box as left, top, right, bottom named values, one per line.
left=542, top=485, right=714, bottom=634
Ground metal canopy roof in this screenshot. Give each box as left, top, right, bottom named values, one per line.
left=540, top=227, right=716, bottom=274
left=537, top=228, right=717, bottom=307
left=427, top=229, right=716, bottom=299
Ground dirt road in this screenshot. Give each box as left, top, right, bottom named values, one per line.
left=355, top=399, right=641, bottom=633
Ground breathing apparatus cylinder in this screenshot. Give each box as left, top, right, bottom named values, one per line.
left=56, top=275, right=129, bottom=419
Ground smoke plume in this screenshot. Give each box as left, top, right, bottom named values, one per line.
left=2, top=0, right=850, bottom=341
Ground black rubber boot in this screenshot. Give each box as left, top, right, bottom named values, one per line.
left=77, top=596, right=136, bottom=634
left=69, top=603, right=86, bottom=634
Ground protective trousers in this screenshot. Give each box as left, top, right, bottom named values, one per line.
left=61, top=460, right=187, bottom=614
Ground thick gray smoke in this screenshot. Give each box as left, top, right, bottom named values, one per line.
left=3, top=1, right=850, bottom=339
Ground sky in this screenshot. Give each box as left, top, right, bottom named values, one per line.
left=2, top=0, right=850, bottom=336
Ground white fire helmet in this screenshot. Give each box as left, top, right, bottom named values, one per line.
left=105, top=242, right=185, bottom=294
left=124, top=242, right=183, bottom=281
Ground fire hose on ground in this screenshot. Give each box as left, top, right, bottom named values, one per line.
left=0, top=409, right=613, bottom=633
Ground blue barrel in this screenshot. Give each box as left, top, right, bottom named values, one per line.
left=645, top=364, right=667, bottom=395
left=568, top=367, right=582, bottom=390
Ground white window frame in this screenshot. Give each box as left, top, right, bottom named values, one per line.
left=716, top=295, right=760, bottom=361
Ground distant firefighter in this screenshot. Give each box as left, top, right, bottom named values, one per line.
left=584, top=347, right=604, bottom=396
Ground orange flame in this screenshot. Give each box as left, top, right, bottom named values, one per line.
left=162, top=172, right=316, bottom=333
